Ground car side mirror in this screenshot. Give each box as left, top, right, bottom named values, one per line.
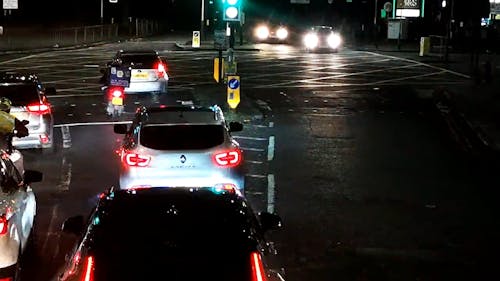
left=45, top=87, right=56, bottom=95
left=229, top=121, right=243, bottom=132
left=258, top=212, right=282, bottom=232
left=24, top=170, right=43, bottom=184
left=62, top=215, right=85, bottom=235
left=114, top=124, right=128, bottom=134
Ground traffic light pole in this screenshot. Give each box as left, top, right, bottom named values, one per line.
left=200, top=0, right=205, bottom=41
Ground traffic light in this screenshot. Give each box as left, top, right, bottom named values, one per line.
left=222, top=0, right=241, bottom=22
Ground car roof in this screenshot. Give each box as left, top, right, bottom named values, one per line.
left=117, top=49, right=159, bottom=56
left=137, top=105, right=225, bottom=125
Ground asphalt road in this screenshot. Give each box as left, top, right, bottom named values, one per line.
left=1, top=38, right=499, bottom=280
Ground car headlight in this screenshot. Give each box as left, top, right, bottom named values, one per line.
left=276, top=27, right=288, bottom=40
left=255, top=26, right=270, bottom=40
left=303, top=33, right=319, bottom=49
left=327, top=33, right=342, bottom=49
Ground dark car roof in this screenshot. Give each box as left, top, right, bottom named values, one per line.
left=81, top=187, right=263, bottom=280
left=136, top=105, right=224, bottom=125
left=0, top=72, right=42, bottom=105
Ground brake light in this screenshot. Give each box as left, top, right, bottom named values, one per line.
left=0, top=278, right=13, bottom=281
left=0, top=214, right=7, bottom=235
left=156, top=62, right=167, bottom=78
left=213, top=149, right=242, bottom=168
left=108, top=87, right=124, bottom=99
left=250, top=252, right=267, bottom=281
left=123, top=152, right=151, bottom=167
left=81, top=256, right=95, bottom=281
left=27, top=103, right=51, bottom=114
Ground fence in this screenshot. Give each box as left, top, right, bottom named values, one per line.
left=0, top=19, right=166, bottom=52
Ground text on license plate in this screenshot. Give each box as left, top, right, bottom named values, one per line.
left=111, top=97, right=123, bottom=105
left=133, top=72, right=149, bottom=79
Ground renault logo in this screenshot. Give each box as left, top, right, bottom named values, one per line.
left=180, top=155, right=186, bottom=163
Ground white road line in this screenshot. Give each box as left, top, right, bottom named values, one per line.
left=371, top=70, right=448, bottom=85
left=42, top=204, right=59, bottom=255
left=61, top=126, right=72, bottom=148
left=367, top=51, right=471, bottom=79
left=268, top=136, right=275, bottom=161
left=57, top=156, right=72, bottom=191
left=0, top=54, right=36, bottom=64
left=241, top=147, right=265, bottom=152
left=233, top=136, right=268, bottom=141
left=54, top=120, right=132, bottom=128
left=84, top=64, right=100, bottom=68
left=267, top=174, right=275, bottom=213
left=246, top=160, right=263, bottom=164
left=246, top=174, right=267, bottom=178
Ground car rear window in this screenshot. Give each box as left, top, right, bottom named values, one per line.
left=140, top=124, right=225, bottom=150
left=89, top=190, right=258, bottom=280
left=119, top=55, right=159, bottom=69
left=0, top=84, right=40, bottom=105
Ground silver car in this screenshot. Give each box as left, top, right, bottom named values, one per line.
left=113, top=105, right=245, bottom=191
left=0, top=72, right=55, bottom=152
left=0, top=154, right=43, bottom=280
left=102, top=49, right=169, bottom=94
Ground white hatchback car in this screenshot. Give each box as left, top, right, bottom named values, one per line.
left=102, top=49, right=169, bottom=94
left=113, top=105, right=245, bottom=191
left=0, top=152, right=42, bottom=281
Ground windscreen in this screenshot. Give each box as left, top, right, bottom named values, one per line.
left=120, top=55, right=159, bottom=69
left=140, top=124, right=225, bottom=150
left=89, top=190, right=258, bottom=281
left=0, top=84, right=40, bottom=106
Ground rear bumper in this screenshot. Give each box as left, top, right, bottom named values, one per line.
left=13, top=130, right=53, bottom=149
left=0, top=238, right=18, bottom=271
left=125, top=78, right=168, bottom=93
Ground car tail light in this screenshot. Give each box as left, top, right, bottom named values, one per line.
left=0, top=214, right=8, bottom=235
left=27, top=102, right=51, bottom=114
left=40, top=134, right=49, bottom=144
left=108, top=87, right=124, bottom=99
left=81, top=256, right=95, bottom=281
left=122, top=152, right=151, bottom=167
left=156, top=62, right=167, bottom=78
left=250, top=252, right=267, bottom=281
left=0, top=278, right=13, bottom=281
left=212, top=149, right=242, bottom=168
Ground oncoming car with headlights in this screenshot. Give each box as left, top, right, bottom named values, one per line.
left=253, top=23, right=290, bottom=43
left=303, top=25, right=342, bottom=52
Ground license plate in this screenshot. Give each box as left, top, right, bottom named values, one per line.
left=133, top=72, right=149, bottom=79
left=111, top=97, right=123, bottom=106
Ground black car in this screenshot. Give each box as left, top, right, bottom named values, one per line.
left=56, top=185, right=285, bottom=281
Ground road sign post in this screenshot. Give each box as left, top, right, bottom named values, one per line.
left=227, top=75, right=240, bottom=109
left=192, top=31, right=201, bottom=48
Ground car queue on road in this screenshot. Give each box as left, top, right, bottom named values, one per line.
left=1, top=48, right=286, bottom=281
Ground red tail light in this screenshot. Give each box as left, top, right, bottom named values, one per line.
left=81, top=256, right=95, bottom=281
left=27, top=103, right=51, bottom=114
left=156, top=62, right=167, bottom=78
left=250, top=252, right=267, bottom=281
left=108, top=87, right=124, bottom=99
left=0, top=214, right=8, bottom=235
left=122, top=152, right=151, bottom=167
left=0, top=278, right=13, bottom=281
left=213, top=149, right=242, bottom=168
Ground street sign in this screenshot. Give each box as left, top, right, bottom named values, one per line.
left=192, top=31, right=200, bottom=48
left=3, top=0, right=18, bottom=9
left=227, top=75, right=240, bottom=109
left=384, top=2, right=393, bottom=12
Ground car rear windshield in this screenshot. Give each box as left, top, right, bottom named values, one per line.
left=89, top=190, right=258, bottom=280
left=0, top=84, right=40, bottom=105
left=140, top=124, right=225, bottom=150
left=120, top=55, right=159, bottom=69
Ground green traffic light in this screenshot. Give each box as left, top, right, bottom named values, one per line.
left=222, top=0, right=241, bottom=21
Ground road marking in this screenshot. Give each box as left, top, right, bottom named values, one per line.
left=42, top=204, right=60, bottom=255
left=0, top=54, right=36, bottom=64
left=267, top=174, right=275, bottom=213
left=269, top=122, right=274, bottom=128
left=54, top=120, right=132, bottom=128
left=61, top=126, right=72, bottom=148
left=57, top=156, right=72, bottom=191
left=246, top=160, right=263, bottom=164
left=241, top=147, right=265, bottom=152
left=268, top=136, right=275, bottom=161
left=246, top=174, right=267, bottom=178
left=233, top=136, right=267, bottom=141
left=84, top=64, right=100, bottom=68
